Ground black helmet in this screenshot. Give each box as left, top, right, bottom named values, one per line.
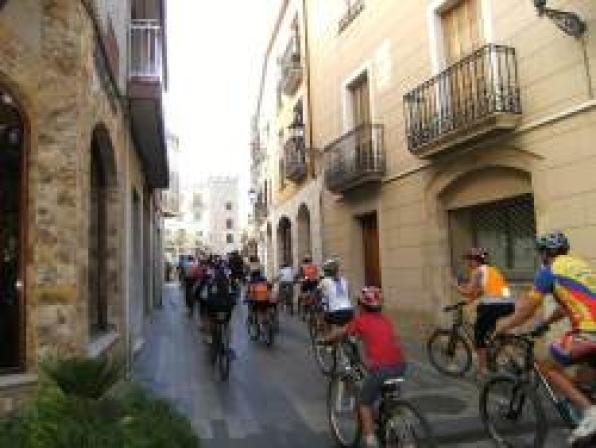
left=322, top=259, right=339, bottom=276
left=536, top=231, right=569, bottom=253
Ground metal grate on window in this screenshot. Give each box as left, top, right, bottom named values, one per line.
left=449, top=194, right=538, bottom=282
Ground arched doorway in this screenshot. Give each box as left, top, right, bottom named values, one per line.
left=277, top=216, right=293, bottom=268
left=0, top=87, right=26, bottom=372
left=89, top=124, right=117, bottom=338
left=296, top=204, right=311, bottom=262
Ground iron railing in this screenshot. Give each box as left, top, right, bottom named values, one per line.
left=339, top=0, right=365, bottom=32
left=403, top=44, right=521, bottom=154
left=284, top=137, right=306, bottom=181
left=325, top=124, right=385, bottom=193
left=129, top=19, right=163, bottom=79
left=280, top=32, right=302, bottom=94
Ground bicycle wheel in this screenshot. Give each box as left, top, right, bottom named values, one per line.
left=480, top=374, right=547, bottom=448
left=263, top=313, right=275, bottom=347
left=489, top=336, right=532, bottom=377
left=328, top=375, right=360, bottom=448
left=248, top=313, right=259, bottom=341
left=427, top=329, right=472, bottom=377
left=209, top=328, right=220, bottom=365
left=382, top=400, right=436, bottom=448
left=218, top=324, right=231, bottom=381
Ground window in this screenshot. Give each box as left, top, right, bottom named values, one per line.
left=226, top=219, right=233, bottom=230
left=225, top=202, right=232, bottom=211
left=441, top=0, right=483, bottom=65
left=339, top=0, right=365, bottom=32
left=279, top=157, right=286, bottom=190
left=349, top=73, right=370, bottom=127
left=226, top=234, right=234, bottom=244
left=449, top=194, right=538, bottom=281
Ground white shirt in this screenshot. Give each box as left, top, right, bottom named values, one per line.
left=278, top=267, right=294, bottom=283
left=320, top=277, right=352, bottom=312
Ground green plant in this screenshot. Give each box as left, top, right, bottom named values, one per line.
left=40, top=355, right=123, bottom=400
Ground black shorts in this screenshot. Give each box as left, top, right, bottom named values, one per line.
left=359, top=364, right=407, bottom=406
left=301, top=279, right=318, bottom=294
left=474, top=302, right=515, bottom=349
left=324, top=309, right=354, bottom=326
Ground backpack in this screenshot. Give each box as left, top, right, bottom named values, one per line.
left=208, top=271, right=235, bottom=310
left=248, top=281, right=270, bottom=301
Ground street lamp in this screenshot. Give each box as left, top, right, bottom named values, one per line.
left=533, top=0, right=586, bottom=38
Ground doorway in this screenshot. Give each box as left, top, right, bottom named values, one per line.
left=360, top=212, right=381, bottom=287
left=0, top=87, right=26, bottom=373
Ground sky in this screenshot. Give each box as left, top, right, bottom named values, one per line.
left=164, top=0, right=279, bottom=226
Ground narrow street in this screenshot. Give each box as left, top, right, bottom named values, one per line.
left=134, top=283, right=569, bottom=447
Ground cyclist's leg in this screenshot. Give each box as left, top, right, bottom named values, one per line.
left=537, top=343, right=592, bottom=410
left=474, top=304, right=492, bottom=374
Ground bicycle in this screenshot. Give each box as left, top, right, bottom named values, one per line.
left=480, top=329, right=596, bottom=448
left=208, top=310, right=232, bottom=381
left=326, top=337, right=436, bottom=447
left=278, top=281, right=294, bottom=315
left=427, top=300, right=522, bottom=377
left=246, top=301, right=276, bottom=347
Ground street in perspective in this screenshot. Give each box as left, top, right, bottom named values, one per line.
left=0, top=1, right=595, bottom=448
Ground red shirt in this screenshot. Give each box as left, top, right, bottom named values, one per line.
left=346, top=312, right=405, bottom=370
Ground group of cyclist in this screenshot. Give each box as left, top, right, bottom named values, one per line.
left=456, top=231, right=595, bottom=445
left=178, top=228, right=595, bottom=446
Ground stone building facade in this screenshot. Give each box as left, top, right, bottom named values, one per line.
left=251, top=0, right=324, bottom=280
left=304, top=0, right=596, bottom=334
left=0, top=0, right=168, bottom=413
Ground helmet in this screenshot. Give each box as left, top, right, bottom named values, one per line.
left=303, top=254, right=312, bottom=263
left=359, top=287, right=383, bottom=310
left=464, top=247, right=489, bottom=263
left=536, top=231, right=569, bottom=253
left=322, top=259, right=339, bottom=276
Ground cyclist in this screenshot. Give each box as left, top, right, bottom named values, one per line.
left=204, top=263, right=236, bottom=345
left=320, top=287, right=406, bottom=448
left=456, top=247, right=514, bottom=376
left=246, top=267, right=274, bottom=328
left=276, top=261, right=295, bottom=310
left=297, top=254, right=319, bottom=309
left=319, top=258, right=354, bottom=327
left=495, top=231, right=596, bottom=444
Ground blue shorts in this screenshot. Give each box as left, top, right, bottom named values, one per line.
left=359, top=363, right=407, bottom=406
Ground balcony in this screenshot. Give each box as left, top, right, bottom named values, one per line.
left=284, top=137, right=307, bottom=182
left=128, top=18, right=168, bottom=188
left=279, top=33, right=302, bottom=95
left=403, top=44, right=521, bottom=157
left=325, top=124, right=385, bottom=194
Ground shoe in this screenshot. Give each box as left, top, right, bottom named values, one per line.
left=569, top=405, right=596, bottom=445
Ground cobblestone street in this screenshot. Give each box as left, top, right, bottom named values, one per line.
left=134, top=284, right=570, bottom=447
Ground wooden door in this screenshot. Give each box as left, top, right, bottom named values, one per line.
left=0, top=91, right=25, bottom=372
left=361, top=213, right=381, bottom=287
left=441, top=0, right=484, bottom=122
left=350, top=74, right=371, bottom=170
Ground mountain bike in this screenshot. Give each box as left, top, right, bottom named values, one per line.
left=279, top=281, right=294, bottom=315
left=246, top=301, right=276, bottom=347
left=209, top=310, right=232, bottom=381
left=427, top=300, right=522, bottom=377
left=480, top=329, right=596, bottom=448
left=326, top=337, right=436, bottom=447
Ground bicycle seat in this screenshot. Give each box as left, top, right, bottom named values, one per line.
left=381, top=377, right=404, bottom=393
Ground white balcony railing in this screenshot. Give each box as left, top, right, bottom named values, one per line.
left=129, top=19, right=163, bottom=79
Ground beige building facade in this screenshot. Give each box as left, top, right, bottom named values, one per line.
left=303, top=0, right=596, bottom=333
left=251, top=0, right=324, bottom=279
left=0, top=0, right=168, bottom=413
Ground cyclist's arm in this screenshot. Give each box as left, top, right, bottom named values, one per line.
left=457, top=269, right=483, bottom=301
left=321, top=326, right=348, bottom=344
left=543, top=304, right=567, bottom=326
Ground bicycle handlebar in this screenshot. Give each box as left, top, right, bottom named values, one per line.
left=442, top=300, right=467, bottom=312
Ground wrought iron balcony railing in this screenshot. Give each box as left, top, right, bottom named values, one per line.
left=284, top=137, right=307, bottom=182
left=325, top=124, right=385, bottom=194
left=403, top=44, right=521, bottom=157
left=129, top=19, right=163, bottom=80
left=279, top=33, right=302, bottom=95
